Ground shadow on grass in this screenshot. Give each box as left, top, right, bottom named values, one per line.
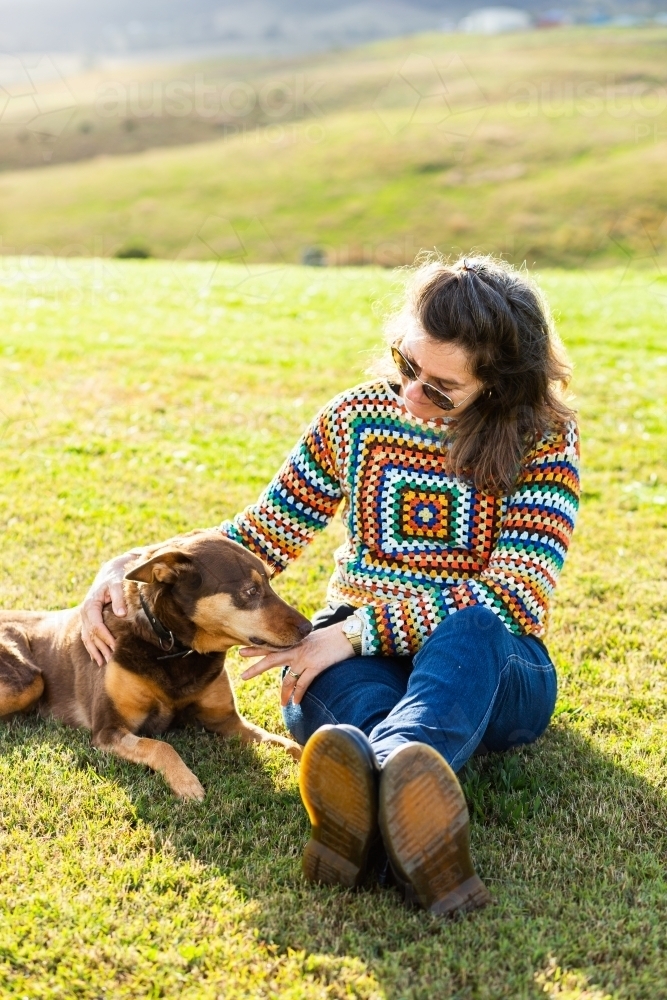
left=3, top=716, right=667, bottom=998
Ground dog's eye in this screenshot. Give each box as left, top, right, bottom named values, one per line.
left=244, top=585, right=259, bottom=598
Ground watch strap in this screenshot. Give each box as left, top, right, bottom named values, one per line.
left=343, top=614, right=363, bottom=656
left=346, top=631, right=362, bottom=656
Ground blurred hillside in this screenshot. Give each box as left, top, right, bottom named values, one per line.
left=0, top=0, right=660, bottom=57
left=0, top=0, right=444, bottom=57
left=0, top=27, right=665, bottom=268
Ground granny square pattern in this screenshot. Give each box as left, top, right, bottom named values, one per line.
left=220, top=381, right=580, bottom=657
left=356, top=440, right=462, bottom=556
left=401, top=487, right=455, bottom=541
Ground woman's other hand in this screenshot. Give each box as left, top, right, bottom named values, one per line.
left=239, top=623, right=355, bottom=706
left=81, top=551, right=137, bottom=665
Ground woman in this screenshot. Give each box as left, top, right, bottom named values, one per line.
left=82, top=255, right=580, bottom=916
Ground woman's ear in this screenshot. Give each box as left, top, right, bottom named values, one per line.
left=124, top=550, right=192, bottom=584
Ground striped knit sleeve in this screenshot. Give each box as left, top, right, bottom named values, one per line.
left=356, top=418, right=580, bottom=656
left=219, top=403, right=343, bottom=574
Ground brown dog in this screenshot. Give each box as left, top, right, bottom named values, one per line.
left=0, top=529, right=312, bottom=799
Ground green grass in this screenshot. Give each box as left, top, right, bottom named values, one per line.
left=0, top=259, right=666, bottom=998
left=0, top=27, right=666, bottom=268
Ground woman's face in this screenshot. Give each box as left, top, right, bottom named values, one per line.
left=397, top=326, right=484, bottom=422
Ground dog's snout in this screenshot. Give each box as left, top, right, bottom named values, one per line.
left=298, top=620, right=313, bottom=638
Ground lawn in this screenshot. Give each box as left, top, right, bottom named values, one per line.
left=0, top=258, right=666, bottom=999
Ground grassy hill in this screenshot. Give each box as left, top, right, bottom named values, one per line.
left=0, top=258, right=666, bottom=998
left=0, top=27, right=666, bottom=267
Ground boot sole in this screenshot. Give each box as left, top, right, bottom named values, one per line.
left=379, top=743, right=491, bottom=915
left=299, top=725, right=378, bottom=889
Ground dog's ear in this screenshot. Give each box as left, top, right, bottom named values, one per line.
left=125, top=550, right=192, bottom=584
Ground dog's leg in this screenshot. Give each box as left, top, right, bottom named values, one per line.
left=0, top=634, right=45, bottom=718
left=195, top=669, right=302, bottom=761
left=96, top=662, right=205, bottom=800
left=93, top=725, right=205, bottom=801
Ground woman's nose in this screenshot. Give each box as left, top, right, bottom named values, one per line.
left=403, top=378, right=428, bottom=404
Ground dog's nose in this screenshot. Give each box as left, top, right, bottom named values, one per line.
left=298, top=620, right=313, bottom=638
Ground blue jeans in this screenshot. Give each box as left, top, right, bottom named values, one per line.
left=282, top=605, right=557, bottom=771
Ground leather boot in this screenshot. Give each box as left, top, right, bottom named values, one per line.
left=378, top=742, right=491, bottom=915
left=300, top=724, right=379, bottom=889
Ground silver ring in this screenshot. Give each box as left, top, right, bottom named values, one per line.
left=286, top=667, right=300, bottom=680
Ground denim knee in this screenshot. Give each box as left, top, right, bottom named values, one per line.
left=449, top=605, right=505, bottom=637
left=415, top=606, right=507, bottom=662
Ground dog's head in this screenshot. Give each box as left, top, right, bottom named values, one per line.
left=124, top=530, right=312, bottom=654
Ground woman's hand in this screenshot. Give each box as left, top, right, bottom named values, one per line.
left=239, top=623, right=355, bottom=706
left=81, top=551, right=138, bottom=665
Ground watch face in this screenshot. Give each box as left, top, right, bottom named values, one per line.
left=344, top=617, right=361, bottom=637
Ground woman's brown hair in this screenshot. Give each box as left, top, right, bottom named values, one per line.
left=382, top=254, right=574, bottom=495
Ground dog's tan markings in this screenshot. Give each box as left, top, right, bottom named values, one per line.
left=192, top=593, right=235, bottom=632
left=194, top=670, right=238, bottom=729
left=192, top=629, right=238, bottom=654
left=104, top=661, right=168, bottom=730
left=192, top=594, right=292, bottom=650
left=97, top=730, right=204, bottom=800
left=194, top=672, right=302, bottom=761
left=191, top=593, right=254, bottom=652
left=0, top=674, right=44, bottom=716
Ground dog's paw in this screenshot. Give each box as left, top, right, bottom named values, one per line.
left=285, top=740, right=303, bottom=762
left=172, top=769, right=205, bottom=801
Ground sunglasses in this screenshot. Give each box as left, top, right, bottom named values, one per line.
left=391, top=344, right=480, bottom=412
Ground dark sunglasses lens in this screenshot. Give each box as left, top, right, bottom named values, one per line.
left=423, top=384, right=455, bottom=411
left=391, top=346, right=416, bottom=380
left=392, top=346, right=454, bottom=410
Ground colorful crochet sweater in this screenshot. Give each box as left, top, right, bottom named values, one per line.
left=220, top=380, right=580, bottom=657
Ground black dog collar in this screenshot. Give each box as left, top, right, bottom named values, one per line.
left=138, top=590, right=195, bottom=661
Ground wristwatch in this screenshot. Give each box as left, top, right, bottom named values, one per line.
left=341, top=613, right=363, bottom=656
